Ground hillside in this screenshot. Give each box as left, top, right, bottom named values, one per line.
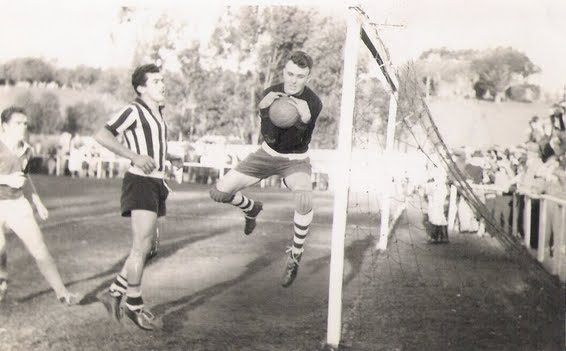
left=427, top=97, right=549, bottom=149
left=0, top=85, right=124, bottom=114
left=0, top=85, right=552, bottom=152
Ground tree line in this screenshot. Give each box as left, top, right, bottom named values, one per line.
left=0, top=5, right=543, bottom=148
left=415, top=47, right=541, bottom=102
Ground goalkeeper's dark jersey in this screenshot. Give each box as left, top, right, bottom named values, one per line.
left=259, top=83, right=323, bottom=154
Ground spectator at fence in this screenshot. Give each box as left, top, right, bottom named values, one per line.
left=550, top=104, right=565, bottom=132
left=517, top=142, right=548, bottom=248
left=46, top=145, right=58, bottom=176
left=456, top=150, right=484, bottom=233
left=424, top=167, right=449, bottom=244
left=493, top=158, right=515, bottom=192
left=68, top=135, right=83, bottom=178
left=526, top=116, right=547, bottom=145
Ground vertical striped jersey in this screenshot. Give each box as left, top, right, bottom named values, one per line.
left=104, top=97, right=168, bottom=179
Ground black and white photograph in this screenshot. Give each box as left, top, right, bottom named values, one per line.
left=0, top=0, right=564, bottom=350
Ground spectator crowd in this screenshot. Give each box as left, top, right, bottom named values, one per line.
left=420, top=102, right=565, bottom=259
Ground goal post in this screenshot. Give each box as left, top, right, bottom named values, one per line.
left=326, top=9, right=360, bottom=349
left=326, top=7, right=397, bottom=349
left=326, top=5, right=401, bottom=349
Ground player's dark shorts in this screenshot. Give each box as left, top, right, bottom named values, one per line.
left=234, top=147, right=312, bottom=179
left=121, top=172, right=169, bottom=217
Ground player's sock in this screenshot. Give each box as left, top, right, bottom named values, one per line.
left=230, top=192, right=256, bottom=216
left=109, top=274, right=127, bottom=297
left=125, top=285, right=144, bottom=311
left=292, top=210, right=314, bottom=256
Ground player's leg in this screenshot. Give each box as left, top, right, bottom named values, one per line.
left=280, top=171, right=314, bottom=287
left=6, top=197, right=77, bottom=305
left=100, top=173, right=162, bottom=324
left=0, top=223, right=8, bottom=301
left=147, top=180, right=168, bottom=263
left=122, top=209, right=158, bottom=330
left=146, top=217, right=163, bottom=263
left=210, top=169, right=263, bottom=235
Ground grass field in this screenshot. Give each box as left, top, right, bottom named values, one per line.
left=0, top=176, right=562, bottom=351
left=428, top=97, right=550, bottom=148
left=0, top=175, right=379, bottom=351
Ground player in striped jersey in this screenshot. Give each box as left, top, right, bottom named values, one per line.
left=95, top=64, right=177, bottom=330
left=209, top=51, right=322, bottom=288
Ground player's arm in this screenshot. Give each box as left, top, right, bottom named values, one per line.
left=298, top=98, right=324, bottom=136
left=165, top=151, right=184, bottom=169
left=22, top=174, right=49, bottom=220
left=94, top=128, right=155, bottom=174
left=0, top=172, right=26, bottom=188
left=16, top=148, right=49, bottom=219
left=288, top=97, right=312, bottom=124
left=258, top=91, right=286, bottom=111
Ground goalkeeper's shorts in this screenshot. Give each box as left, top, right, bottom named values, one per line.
left=234, top=146, right=312, bottom=180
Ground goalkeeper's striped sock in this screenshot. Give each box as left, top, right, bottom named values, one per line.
left=230, top=192, right=256, bottom=215
left=292, top=210, right=313, bottom=255
left=125, top=285, right=144, bottom=311
left=109, top=274, right=127, bottom=297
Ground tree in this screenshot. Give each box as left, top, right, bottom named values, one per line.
left=114, top=7, right=183, bottom=69
left=59, top=65, right=102, bottom=89
left=415, top=48, right=479, bottom=98
left=208, top=6, right=317, bottom=144
left=109, top=5, right=349, bottom=147
left=302, top=15, right=346, bottom=148
left=471, top=47, right=539, bottom=102
left=4, top=58, right=57, bottom=84
left=63, top=100, right=110, bottom=135
left=95, top=68, right=131, bottom=102
left=15, top=91, right=62, bottom=134
left=208, top=6, right=347, bottom=147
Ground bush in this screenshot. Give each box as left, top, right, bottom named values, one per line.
left=505, top=84, right=541, bottom=102
left=63, top=99, right=111, bottom=135
left=15, top=91, right=62, bottom=134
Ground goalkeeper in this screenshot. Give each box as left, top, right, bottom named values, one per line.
left=209, top=51, right=323, bottom=287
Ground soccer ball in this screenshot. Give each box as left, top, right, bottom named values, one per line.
left=269, top=96, right=299, bottom=128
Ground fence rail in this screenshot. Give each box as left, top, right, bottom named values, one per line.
left=449, top=184, right=566, bottom=282
left=512, top=190, right=566, bottom=281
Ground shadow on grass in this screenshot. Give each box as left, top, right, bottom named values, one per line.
left=17, top=228, right=231, bottom=305
left=153, top=253, right=278, bottom=333
left=307, top=233, right=376, bottom=286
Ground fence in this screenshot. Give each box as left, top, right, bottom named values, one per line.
left=448, top=184, right=566, bottom=282
left=48, top=145, right=425, bottom=191
left=512, top=190, right=566, bottom=281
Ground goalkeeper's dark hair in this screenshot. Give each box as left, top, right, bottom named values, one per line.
left=289, top=51, right=314, bottom=71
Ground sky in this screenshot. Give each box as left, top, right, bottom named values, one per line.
left=0, top=0, right=565, bottom=94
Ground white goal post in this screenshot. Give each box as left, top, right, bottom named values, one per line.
left=326, top=6, right=399, bottom=349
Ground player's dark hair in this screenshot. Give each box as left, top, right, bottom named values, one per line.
left=131, top=64, right=161, bottom=96
left=1, top=106, right=26, bottom=124
left=289, top=51, right=313, bottom=71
